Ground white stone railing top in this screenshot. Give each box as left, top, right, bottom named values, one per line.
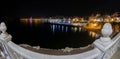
left=8, top=41, right=101, bottom=59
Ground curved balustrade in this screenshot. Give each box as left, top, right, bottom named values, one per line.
left=0, top=22, right=120, bottom=59
left=7, top=41, right=101, bottom=59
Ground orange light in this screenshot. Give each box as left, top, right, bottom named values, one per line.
left=20, top=18, right=43, bottom=25
left=89, top=31, right=96, bottom=38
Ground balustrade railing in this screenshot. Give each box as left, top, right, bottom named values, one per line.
left=94, top=23, right=120, bottom=59
left=0, top=22, right=119, bottom=59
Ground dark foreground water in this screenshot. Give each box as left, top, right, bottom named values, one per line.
left=0, top=19, right=107, bottom=49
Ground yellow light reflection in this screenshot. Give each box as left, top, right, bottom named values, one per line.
left=33, top=19, right=42, bottom=25
left=83, top=22, right=102, bottom=30
left=89, top=31, right=96, bottom=38
left=20, top=18, right=29, bottom=24
left=110, top=18, right=114, bottom=22
left=74, top=27, right=78, bottom=32
left=20, top=18, right=43, bottom=25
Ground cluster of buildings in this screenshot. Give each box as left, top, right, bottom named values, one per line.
left=88, top=13, right=120, bottom=22
left=46, top=12, right=120, bottom=24
left=20, top=12, right=120, bottom=25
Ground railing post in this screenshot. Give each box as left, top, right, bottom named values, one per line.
left=94, top=23, right=113, bottom=51
left=93, top=23, right=113, bottom=59
left=0, top=22, right=12, bottom=42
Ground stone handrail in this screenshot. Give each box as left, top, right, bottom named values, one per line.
left=0, top=22, right=120, bottom=59
left=0, top=39, right=17, bottom=59
left=8, top=41, right=101, bottom=59
left=95, top=32, right=120, bottom=59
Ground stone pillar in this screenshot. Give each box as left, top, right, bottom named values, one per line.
left=94, top=23, right=113, bottom=51
left=0, top=22, right=12, bottom=42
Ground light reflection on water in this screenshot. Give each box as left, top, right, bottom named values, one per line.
left=50, top=24, right=99, bottom=38
left=20, top=17, right=43, bottom=27
left=44, top=22, right=120, bottom=39
left=17, top=19, right=120, bottom=49
left=51, top=24, right=68, bottom=32
left=20, top=19, right=120, bottom=39
left=66, top=26, right=68, bottom=32
left=89, top=31, right=99, bottom=38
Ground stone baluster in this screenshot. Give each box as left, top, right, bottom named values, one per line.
left=93, top=23, right=113, bottom=59
left=0, top=22, right=12, bottom=42
left=94, top=23, right=113, bottom=51
left=100, top=23, right=112, bottom=42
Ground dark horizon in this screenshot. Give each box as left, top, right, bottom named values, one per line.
left=1, top=0, right=120, bottom=18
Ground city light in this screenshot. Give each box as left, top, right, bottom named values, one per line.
left=20, top=17, right=43, bottom=25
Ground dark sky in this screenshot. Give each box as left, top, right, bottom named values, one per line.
left=1, top=0, right=120, bottom=17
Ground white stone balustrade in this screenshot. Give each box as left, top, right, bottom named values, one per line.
left=94, top=23, right=113, bottom=51
left=0, top=22, right=12, bottom=42
left=0, top=22, right=120, bottom=59
left=0, top=22, right=19, bottom=59
left=94, top=23, right=120, bottom=59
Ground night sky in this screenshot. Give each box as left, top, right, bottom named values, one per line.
left=1, top=0, right=120, bottom=18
